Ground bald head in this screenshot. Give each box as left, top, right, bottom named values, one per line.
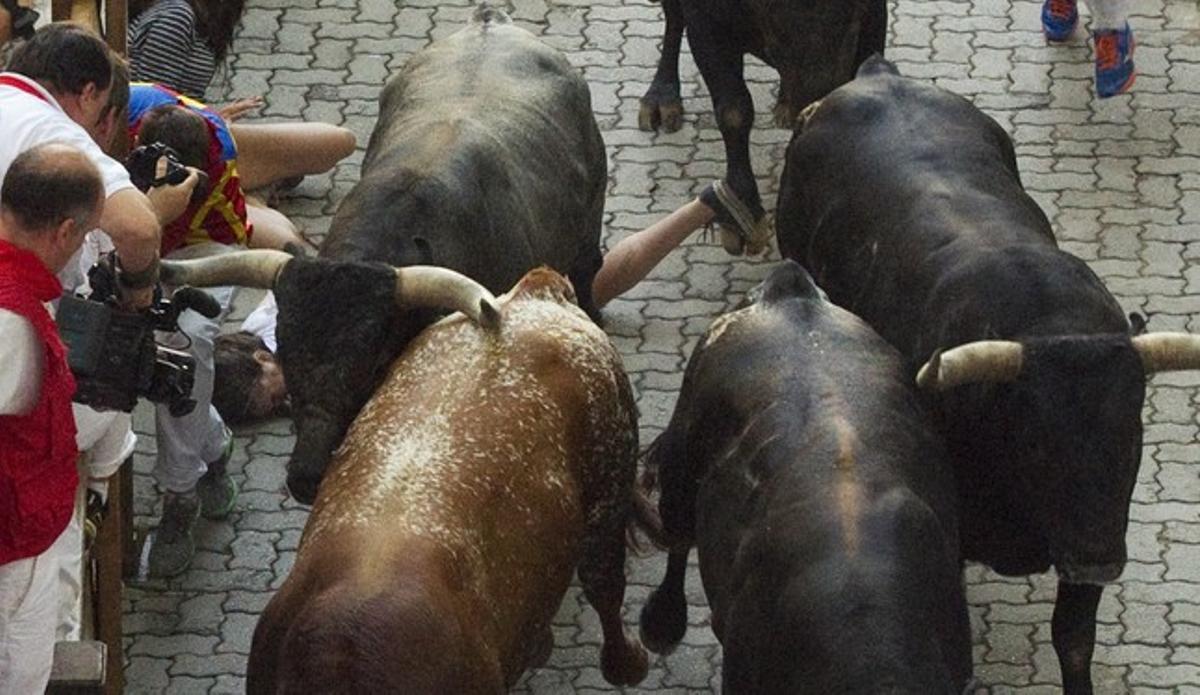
left=2, top=142, right=105, bottom=235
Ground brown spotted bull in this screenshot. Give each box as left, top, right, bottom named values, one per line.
left=245, top=268, right=650, bottom=694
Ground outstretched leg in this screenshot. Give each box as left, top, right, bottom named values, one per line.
left=639, top=0, right=685, bottom=133
left=1053, top=580, right=1103, bottom=695
left=232, top=122, right=357, bottom=192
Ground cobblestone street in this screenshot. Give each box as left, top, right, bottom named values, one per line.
left=121, top=0, right=1200, bottom=692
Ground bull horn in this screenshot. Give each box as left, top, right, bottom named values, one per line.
left=916, top=340, right=1024, bottom=391
left=1132, top=333, right=1200, bottom=374
left=394, top=265, right=501, bottom=330
left=159, top=250, right=291, bottom=289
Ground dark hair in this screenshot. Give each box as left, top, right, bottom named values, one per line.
left=101, top=57, right=131, bottom=123
left=191, top=0, right=245, bottom=63
left=1, top=143, right=104, bottom=232
left=7, top=23, right=113, bottom=96
left=213, top=331, right=266, bottom=424
left=137, top=104, right=210, bottom=169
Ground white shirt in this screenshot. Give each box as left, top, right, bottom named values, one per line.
left=241, top=291, right=279, bottom=352
left=0, top=309, right=41, bottom=415
left=0, top=73, right=134, bottom=199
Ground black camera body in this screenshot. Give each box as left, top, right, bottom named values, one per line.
left=2, top=0, right=39, bottom=41
left=57, top=256, right=220, bottom=417
left=126, top=142, right=209, bottom=207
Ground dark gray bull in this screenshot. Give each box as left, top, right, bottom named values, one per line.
left=161, top=7, right=607, bottom=504
left=776, top=56, right=1200, bottom=694
left=638, top=261, right=973, bottom=694
left=638, top=0, right=885, bottom=247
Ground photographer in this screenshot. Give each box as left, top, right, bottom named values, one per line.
left=0, top=143, right=105, bottom=694
left=126, top=84, right=254, bottom=578
left=1, top=23, right=200, bottom=310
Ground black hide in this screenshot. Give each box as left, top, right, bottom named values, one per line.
left=642, top=261, right=972, bottom=694
left=274, top=10, right=607, bottom=502
left=639, top=0, right=885, bottom=222
left=775, top=56, right=1145, bottom=693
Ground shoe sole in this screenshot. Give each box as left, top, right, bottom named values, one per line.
left=200, top=476, right=239, bottom=520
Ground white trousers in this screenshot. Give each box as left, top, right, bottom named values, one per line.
left=0, top=525, right=74, bottom=694
left=1086, top=0, right=1129, bottom=29
left=154, top=244, right=238, bottom=494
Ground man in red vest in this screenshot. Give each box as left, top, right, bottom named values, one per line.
left=0, top=143, right=106, bottom=693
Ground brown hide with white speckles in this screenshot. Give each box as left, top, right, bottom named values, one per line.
left=247, top=268, right=648, bottom=694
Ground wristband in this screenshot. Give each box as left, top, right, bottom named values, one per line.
left=116, top=254, right=161, bottom=290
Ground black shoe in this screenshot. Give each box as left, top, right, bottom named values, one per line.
left=147, top=490, right=200, bottom=579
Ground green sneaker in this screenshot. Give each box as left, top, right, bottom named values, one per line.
left=147, top=490, right=200, bottom=579
left=197, top=433, right=238, bottom=520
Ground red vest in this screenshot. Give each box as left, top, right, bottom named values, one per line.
left=0, top=239, right=79, bottom=565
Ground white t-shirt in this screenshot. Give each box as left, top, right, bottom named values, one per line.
left=0, top=72, right=134, bottom=199
left=241, top=291, right=279, bottom=352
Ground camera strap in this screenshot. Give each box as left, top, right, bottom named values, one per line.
left=0, top=74, right=51, bottom=105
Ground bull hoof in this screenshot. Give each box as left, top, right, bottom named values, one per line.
left=638, top=589, right=687, bottom=655
left=601, top=633, right=649, bottom=686
left=638, top=97, right=684, bottom=134
left=285, top=476, right=318, bottom=506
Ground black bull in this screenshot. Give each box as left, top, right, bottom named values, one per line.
left=776, top=56, right=1200, bottom=693
left=638, top=261, right=973, bottom=693
left=164, top=8, right=608, bottom=504
left=638, top=0, right=885, bottom=231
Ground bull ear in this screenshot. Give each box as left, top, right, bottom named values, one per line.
left=393, top=265, right=501, bottom=330
left=1132, top=333, right=1200, bottom=374
left=916, top=340, right=1024, bottom=391
left=159, top=249, right=292, bottom=289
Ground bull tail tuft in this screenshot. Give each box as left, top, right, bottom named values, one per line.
left=472, top=3, right=513, bottom=26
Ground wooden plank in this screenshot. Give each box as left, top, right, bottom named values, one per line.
left=93, top=458, right=130, bottom=695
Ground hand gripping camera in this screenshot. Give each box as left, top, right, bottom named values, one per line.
left=56, top=255, right=221, bottom=416
left=126, top=142, right=209, bottom=206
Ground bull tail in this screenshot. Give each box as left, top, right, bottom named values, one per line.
left=625, top=436, right=667, bottom=552
left=472, top=3, right=512, bottom=26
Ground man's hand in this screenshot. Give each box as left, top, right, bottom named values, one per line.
left=145, top=162, right=201, bottom=227
left=218, top=96, right=264, bottom=122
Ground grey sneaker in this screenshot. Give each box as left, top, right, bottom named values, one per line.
left=147, top=490, right=200, bottom=579
left=197, top=433, right=238, bottom=520
left=699, top=180, right=772, bottom=257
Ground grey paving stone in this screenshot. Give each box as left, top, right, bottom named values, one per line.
left=122, top=0, right=1200, bottom=692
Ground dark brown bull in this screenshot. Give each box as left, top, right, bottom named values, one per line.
left=245, top=268, right=650, bottom=693
left=638, top=0, right=885, bottom=251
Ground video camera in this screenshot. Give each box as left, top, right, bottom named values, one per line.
left=1, top=0, right=38, bottom=41
left=126, top=142, right=209, bottom=207
left=57, top=254, right=221, bottom=416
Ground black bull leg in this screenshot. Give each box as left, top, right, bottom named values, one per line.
left=639, top=548, right=690, bottom=654
left=639, top=0, right=685, bottom=133
left=688, top=30, right=764, bottom=222
left=578, top=493, right=649, bottom=685
left=1053, top=581, right=1104, bottom=695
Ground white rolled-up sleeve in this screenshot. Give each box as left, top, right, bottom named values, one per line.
left=0, top=309, right=42, bottom=415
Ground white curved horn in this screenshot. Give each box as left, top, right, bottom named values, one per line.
left=916, top=340, right=1024, bottom=391
left=159, top=250, right=292, bottom=289
left=1132, top=333, right=1200, bottom=374
left=394, top=265, right=501, bottom=330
